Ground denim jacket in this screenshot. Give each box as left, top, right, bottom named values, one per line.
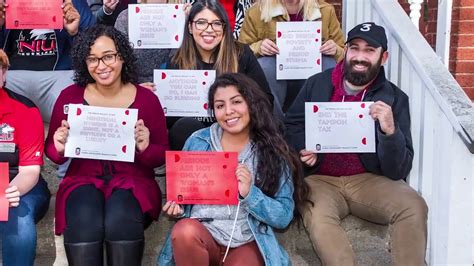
left=157, top=126, right=295, bottom=266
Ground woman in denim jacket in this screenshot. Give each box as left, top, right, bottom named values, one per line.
left=158, top=73, right=309, bottom=265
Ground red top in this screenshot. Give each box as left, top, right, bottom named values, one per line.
left=221, top=0, right=235, bottom=32
left=45, top=84, right=169, bottom=235
left=317, top=62, right=368, bottom=177
left=0, top=88, right=43, bottom=167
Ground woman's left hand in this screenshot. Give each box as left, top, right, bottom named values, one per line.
left=320, top=39, right=338, bottom=56
left=5, top=186, right=20, bottom=208
left=135, top=119, right=150, bottom=153
left=236, top=164, right=252, bottom=198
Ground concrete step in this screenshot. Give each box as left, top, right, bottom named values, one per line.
left=32, top=158, right=392, bottom=265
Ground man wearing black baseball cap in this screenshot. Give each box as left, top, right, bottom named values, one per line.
left=285, top=22, right=427, bottom=265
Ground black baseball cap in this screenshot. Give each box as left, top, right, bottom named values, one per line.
left=346, top=22, right=388, bottom=51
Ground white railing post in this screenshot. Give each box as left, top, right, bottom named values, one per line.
left=436, top=0, right=453, bottom=66
left=408, top=0, right=423, bottom=29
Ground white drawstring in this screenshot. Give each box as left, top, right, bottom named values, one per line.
left=222, top=157, right=247, bottom=263
left=222, top=201, right=240, bottom=263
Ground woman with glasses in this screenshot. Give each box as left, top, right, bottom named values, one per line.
left=164, top=0, right=273, bottom=150
left=238, top=0, right=345, bottom=120
left=45, top=25, right=168, bottom=266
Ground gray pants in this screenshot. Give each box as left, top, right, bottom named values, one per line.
left=6, top=70, right=74, bottom=122
left=257, top=55, right=337, bottom=120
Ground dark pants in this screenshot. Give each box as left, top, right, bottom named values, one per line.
left=63, top=185, right=150, bottom=243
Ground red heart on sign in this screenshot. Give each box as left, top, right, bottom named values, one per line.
left=175, top=5, right=179, bottom=9
left=203, top=103, right=208, bottom=110
left=277, top=31, right=282, bottom=38
left=174, top=154, right=181, bottom=162
left=122, top=121, right=127, bottom=125
left=125, top=110, right=130, bottom=115
left=225, top=189, right=230, bottom=197
left=76, top=108, right=82, bottom=116
left=358, top=114, right=363, bottom=119
left=162, top=72, right=167, bottom=79
left=175, top=35, right=179, bottom=42
left=204, top=71, right=208, bottom=76
left=313, top=105, right=319, bottom=113
left=52, top=16, right=56, bottom=22
left=362, top=137, right=367, bottom=145
left=317, top=28, right=321, bottom=33
left=361, top=103, right=366, bottom=108
left=317, top=58, right=320, bottom=65
left=135, top=6, right=140, bottom=13
left=224, top=153, right=229, bottom=159
left=223, top=165, right=227, bottom=169
left=122, top=145, right=127, bottom=153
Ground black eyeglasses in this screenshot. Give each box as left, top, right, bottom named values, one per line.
left=192, top=19, right=225, bottom=32
left=85, top=53, right=118, bottom=67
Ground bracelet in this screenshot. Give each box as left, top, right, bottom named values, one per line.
left=102, top=5, right=113, bottom=16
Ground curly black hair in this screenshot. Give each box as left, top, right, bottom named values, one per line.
left=71, top=24, right=138, bottom=87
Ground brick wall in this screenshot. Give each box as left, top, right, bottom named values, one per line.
left=450, top=0, right=474, bottom=99
left=325, top=0, right=474, bottom=99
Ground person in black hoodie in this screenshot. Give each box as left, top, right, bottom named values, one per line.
left=285, top=22, right=428, bottom=266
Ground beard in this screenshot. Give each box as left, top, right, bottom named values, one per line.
left=343, top=55, right=383, bottom=86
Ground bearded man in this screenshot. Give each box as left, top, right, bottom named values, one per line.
left=284, top=22, right=428, bottom=266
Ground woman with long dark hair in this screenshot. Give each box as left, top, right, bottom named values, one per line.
left=164, top=0, right=274, bottom=150
left=158, top=73, right=309, bottom=265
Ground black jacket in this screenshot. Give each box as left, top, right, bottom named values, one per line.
left=284, top=67, right=413, bottom=180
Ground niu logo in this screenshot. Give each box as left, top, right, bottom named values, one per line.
left=18, top=40, right=56, bottom=54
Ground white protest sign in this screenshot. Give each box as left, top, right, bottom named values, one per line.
left=305, top=102, right=375, bottom=153
left=276, top=21, right=322, bottom=80
left=153, top=70, right=216, bottom=117
left=128, top=4, right=185, bottom=49
left=65, top=104, right=138, bottom=162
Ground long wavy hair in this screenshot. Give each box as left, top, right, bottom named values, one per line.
left=208, top=73, right=310, bottom=222
left=259, top=0, right=319, bottom=22
left=172, top=0, right=242, bottom=74
left=71, top=25, right=138, bottom=87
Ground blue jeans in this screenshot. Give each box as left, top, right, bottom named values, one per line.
left=0, top=178, right=50, bottom=266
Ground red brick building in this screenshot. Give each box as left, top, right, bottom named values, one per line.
left=326, top=0, right=474, bottom=100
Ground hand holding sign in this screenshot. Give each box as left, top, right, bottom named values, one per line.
left=103, top=0, right=120, bottom=14
left=369, top=101, right=395, bottom=135
left=260, top=38, right=279, bottom=56
left=162, top=201, right=184, bottom=218
left=299, top=149, right=317, bottom=167
left=5, top=186, right=19, bottom=208
left=320, top=39, right=338, bottom=56
left=53, top=120, right=70, bottom=156
left=62, top=0, right=80, bottom=36
left=236, top=164, right=252, bottom=198
left=134, top=119, right=150, bottom=153
left=0, top=2, right=7, bottom=28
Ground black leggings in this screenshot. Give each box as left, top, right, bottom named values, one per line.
left=63, top=185, right=151, bottom=243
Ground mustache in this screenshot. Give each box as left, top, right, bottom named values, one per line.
left=349, top=60, right=371, bottom=68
